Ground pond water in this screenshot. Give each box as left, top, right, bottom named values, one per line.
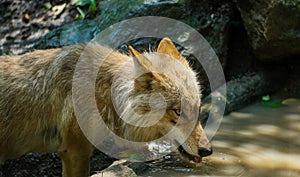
left=142, top=97, right=300, bottom=177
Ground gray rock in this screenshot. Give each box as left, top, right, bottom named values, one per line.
left=37, top=0, right=187, bottom=49
left=184, top=1, right=235, bottom=68
left=91, top=160, right=137, bottom=177
left=201, top=68, right=287, bottom=125
left=1, top=150, right=114, bottom=177
left=126, top=161, right=149, bottom=175
left=235, top=0, right=300, bottom=61
left=35, top=0, right=235, bottom=95
left=36, top=0, right=234, bottom=69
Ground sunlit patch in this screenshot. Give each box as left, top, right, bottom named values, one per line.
left=285, top=113, right=300, bottom=121
left=203, top=152, right=247, bottom=176
left=233, top=143, right=262, bottom=154
left=213, top=140, right=233, bottom=149
left=221, top=165, right=246, bottom=176
left=243, top=150, right=300, bottom=171
left=251, top=124, right=281, bottom=135
left=238, top=130, right=256, bottom=136
left=282, top=98, right=300, bottom=106
left=206, top=152, right=241, bottom=165
left=290, top=122, right=300, bottom=131
left=145, top=102, right=300, bottom=176
left=230, top=112, right=254, bottom=119
left=144, top=98, right=300, bottom=176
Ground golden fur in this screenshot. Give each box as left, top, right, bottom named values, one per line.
left=0, top=38, right=211, bottom=177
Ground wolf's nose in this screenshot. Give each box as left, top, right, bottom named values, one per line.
left=198, top=147, right=213, bottom=157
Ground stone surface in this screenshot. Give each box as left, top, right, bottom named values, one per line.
left=91, top=160, right=137, bottom=177
left=36, top=0, right=234, bottom=66
left=235, top=0, right=300, bottom=61
left=1, top=150, right=115, bottom=177
left=0, top=0, right=80, bottom=55
left=200, top=68, right=287, bottom=125
left=36, top=0, right=235, bottom=95
left=36, top=0, right=167, bottom=49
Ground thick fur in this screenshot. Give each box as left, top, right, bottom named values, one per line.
left=0, top=38, right=211, bottom=177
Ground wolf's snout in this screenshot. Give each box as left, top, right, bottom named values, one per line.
left=198, top=147, right=213, bottom=157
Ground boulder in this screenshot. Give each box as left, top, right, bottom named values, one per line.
left=201, top=68, right=287, bottom=125
left=235, top=0, right=300, bottom=61
left=36, top=0, right=235, bottom=69
left=36, top=0, right=184, bottom=49
left=36, top=0, right=235, bottom=95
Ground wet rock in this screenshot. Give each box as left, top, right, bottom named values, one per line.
left=1, top=150, right=114, bottom=177
left=37, top=19, right=99, bottom=48
left=234, top=0, right=300, bottom=61
left=1, top=153, right=62, bottom=177
left=126, top=161, right=149, bottom=175
left=225, top=11, right=255, bottom=79
left=185, top=1, right=235, bottom=68
left=200, top=68, right=287, bottom=125
left=279, top=62, right=300, bottom=97
left=36, top=0, right=188, bottom=49
left=91, top=160, right=137, bottom=177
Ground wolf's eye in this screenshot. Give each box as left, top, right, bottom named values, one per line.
left=174, top=109, right=181, bottom=116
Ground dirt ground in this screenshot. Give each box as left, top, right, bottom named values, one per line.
left=0, top=0, right=98, bottom=55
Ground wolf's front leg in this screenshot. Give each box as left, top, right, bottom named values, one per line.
left=58, top=120, right=94, bottom=177
left=59, top=151, right=92, bottom=177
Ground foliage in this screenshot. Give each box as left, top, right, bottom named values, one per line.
left=71, top=0, right=99, bottom=19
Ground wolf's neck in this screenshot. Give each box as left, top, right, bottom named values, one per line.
left=94, top=48, right=135, bottom=136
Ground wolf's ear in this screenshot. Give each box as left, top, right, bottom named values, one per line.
left=128, top=46, right=152, bottom=76
left=157, top=37, right=189, bottom=67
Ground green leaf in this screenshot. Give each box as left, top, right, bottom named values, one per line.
left=129, top=154, right=146, bottom=161
left=44, top=2, right=52, bottom=10
left=89, top=0, right=97, bottom=11
left=76, top=7, right=86, bottom=19
left=262, top=101, right=282, bottom=108
left=71, top=0, right=90, bottom=6
left=262, top=95, right=271, bottom=101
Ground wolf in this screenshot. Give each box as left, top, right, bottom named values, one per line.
left=0, top=38, right=212, bottom=177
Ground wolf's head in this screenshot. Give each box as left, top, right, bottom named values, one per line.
left=116, top=38, right=212, bottom=163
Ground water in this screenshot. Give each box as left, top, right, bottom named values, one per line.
left=141, top=97, right=300, bottom=176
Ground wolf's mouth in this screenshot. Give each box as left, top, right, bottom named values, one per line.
left=177, top=145, right=202, bottom=163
